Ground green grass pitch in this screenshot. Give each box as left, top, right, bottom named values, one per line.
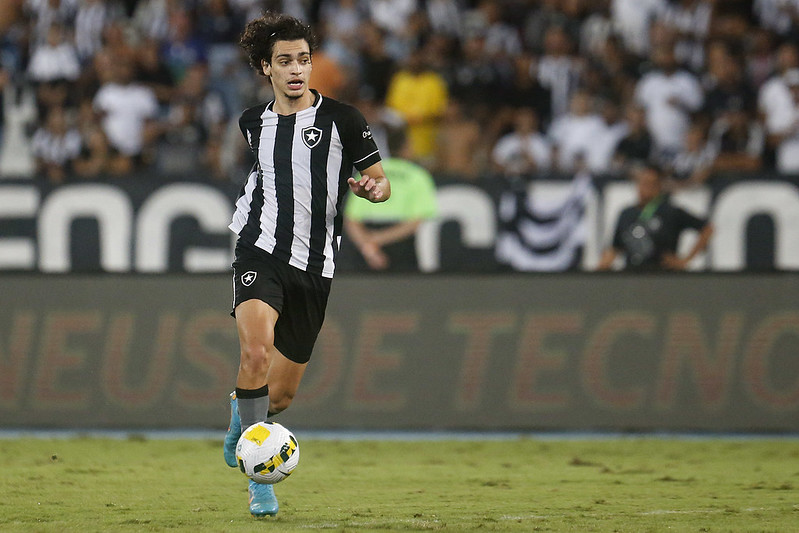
left=0, top=435, right=796, bottom=532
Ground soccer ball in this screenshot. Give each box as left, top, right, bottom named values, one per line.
left=236, top=421, right=300, bottom=484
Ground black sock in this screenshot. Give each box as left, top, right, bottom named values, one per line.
left=236, top=384, right=269, bottom=429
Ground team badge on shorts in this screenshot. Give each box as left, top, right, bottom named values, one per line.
left=241, top=271, right=257, bottom=286
left=302, top=126, right=322, bottom=149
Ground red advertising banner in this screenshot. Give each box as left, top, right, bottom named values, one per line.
left=0, top=274, right=797, bottom=431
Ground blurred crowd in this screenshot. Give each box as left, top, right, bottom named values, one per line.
left=1, top=0, right=799, bottom=185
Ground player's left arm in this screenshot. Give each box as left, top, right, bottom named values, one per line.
left=348, top=161, right=391, bottom=203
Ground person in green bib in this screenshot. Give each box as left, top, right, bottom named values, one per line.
left=597, top=164, right=713, bottom=271
left=342, top=131, right=438, bottom=272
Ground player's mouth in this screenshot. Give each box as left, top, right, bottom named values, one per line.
left=287, top=79, right=303, bottom=90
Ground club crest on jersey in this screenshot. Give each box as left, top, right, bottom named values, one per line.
left=302, top=126, right=323, bottom=149
left=241, top=271, right=257, bottom=286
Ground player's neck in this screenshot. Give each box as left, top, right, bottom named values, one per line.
left=273, top=90, right=315, bottom=116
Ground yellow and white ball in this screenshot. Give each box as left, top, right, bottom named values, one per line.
left=236, top=421, right=300, bottom=484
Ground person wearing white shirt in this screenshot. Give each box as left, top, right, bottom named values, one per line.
left=759, top=43, right=799, bottom=141
left=611, top=0, right=667, bottom=57
left=548, top=89, right=608, bottom=172
left=492, top=107, right=552, bottom=178
left=93, top=60, right=160, bottom=173
left=634, top=45, right=704, bottom=157
left=767, top=69, right=799, bottom=173
left=26, top=23, right=80, bottom=83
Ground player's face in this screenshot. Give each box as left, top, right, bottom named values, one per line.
left=263, top=39, right=312, bottom=100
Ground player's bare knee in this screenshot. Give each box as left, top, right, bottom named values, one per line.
left=239, top=342, right=270, bottom=376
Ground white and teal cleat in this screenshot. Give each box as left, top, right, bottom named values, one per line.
left=248, top=480, right=278, bottom=517
left=223, top=391, right=241, bottom=468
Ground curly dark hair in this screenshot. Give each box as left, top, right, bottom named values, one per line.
left=239, top=12, right=317, bottom=76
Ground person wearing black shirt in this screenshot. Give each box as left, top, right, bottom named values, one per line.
left=598, top=164, right=713, bottom=271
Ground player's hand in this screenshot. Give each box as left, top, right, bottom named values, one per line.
left=348, top=175, right=385, bottom=202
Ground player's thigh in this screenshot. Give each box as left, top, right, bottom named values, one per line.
left=235, top=299, right=280, bottom=357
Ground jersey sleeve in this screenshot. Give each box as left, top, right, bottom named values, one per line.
left=338, top=105, right=382, bottom=172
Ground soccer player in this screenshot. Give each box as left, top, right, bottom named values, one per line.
left=223, top=13, right=390, bottom=517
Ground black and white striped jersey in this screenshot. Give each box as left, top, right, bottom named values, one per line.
left=229, top=90, right=381, bottom=278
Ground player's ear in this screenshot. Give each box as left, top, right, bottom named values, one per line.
left=261, top=59, right=271, bottom=77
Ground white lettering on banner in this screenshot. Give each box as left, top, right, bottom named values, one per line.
left=0, top=186, right=39, bottom=269
left=712, top=182, right=799, bottom=270
left=416, top=186, right=496, bottom=272
left=1, top=180, right=797, bottom=272
left=37, top=185, right=132, bottom=272
left=135, top=184, right=233, bottom=272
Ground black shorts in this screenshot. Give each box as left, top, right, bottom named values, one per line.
left=231, top=241, right=332, bottom=364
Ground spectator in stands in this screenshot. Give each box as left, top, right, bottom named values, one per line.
left=583, top=34, right=639, bottom=103
left=357, top=22, right=395, bottom=102
left=753, top=0, right=799, bottom=37
left=634, top=44, right=704, bottom=159
left=580, top=0, right=614, bottom=61
left=425, top=0, right=464, bottom=38
left=665, top=119, right=717, bottom=187
left=492, top=106, right=552, bottom=179
left=132, top=0, right=171, bottom=42
left=100, top=19, right=138, bottom=69
left=162, top=62, right=228, bottom=177
left=74, top=0, right=114, bottom=63
left=523, top=0, right=581, bottom=54
left=767, top=68, right=799, bottom=173
left=93, top=58, right=160, bottom=175
left=708, top=99, right=765, bottom=173
left=366, top=0, right=418, bottom=38
left=702, top=42, right=756, bottom=123
left=25, top=0, right=78, bottom=47
left=548, top=89, right=608, bottom=172
left=161, top=8, right=207, bottom=84
left=592, top=97, right=631, bottom=172
left=538, top=24, right=583, bottom=120
left=745, top=27, right=777, bottom=90
left=27, top=22, right=80, bottom=113
left=434, top=97, right=484, bottom=180
left=613, top=103, right=654, bottom=171
left=342, top=129, right=437, bottom=272
left=136, top=37, right=176, bottom=105
left=655, top=0, right=713, bottom=72
left=385, top=44, right=448, bottom=165
left=449, top=32, right=503, bottom=122
left=198, top=0, right=247, bottom=117
left=501, top=51, right=552, bottom=130
left=72, top=97, right=109, bottom=178
left=473, top=0, right=522, bottom=61
left=30, top=104, right=81, bottom=183
left=318, top=0, right=365, bottom=71
left=610, top=0, right=666, bottom=58
left=597, top=163, right=713, bottom=271
left=759, top=42, right=799, bottom=167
